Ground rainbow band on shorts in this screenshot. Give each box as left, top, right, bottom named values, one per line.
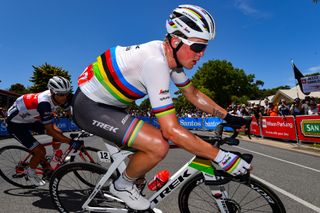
left=122, top=119, right=144, bottom=147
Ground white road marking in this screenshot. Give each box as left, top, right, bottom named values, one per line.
left=251, top=174, right=320, bottom=212
left=237, top=146, right=320, bottom=173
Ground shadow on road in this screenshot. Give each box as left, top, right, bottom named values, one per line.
left=3, top=188, right=56, bottom=210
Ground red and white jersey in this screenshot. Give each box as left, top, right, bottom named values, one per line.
left=78, top=40, right=192, bottom=118
left=7, top=90, right=71, bottom=124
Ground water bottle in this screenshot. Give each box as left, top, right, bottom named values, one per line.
left=53, top=149, right=63, bottom=162
left=147, top=170, right=170, bottom=191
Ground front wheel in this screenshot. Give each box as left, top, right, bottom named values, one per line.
left=178, top=173, right=286, bottom=213
left=0, top=145, right=38, bottom=188
left=49, top=162, right=120, bottom=213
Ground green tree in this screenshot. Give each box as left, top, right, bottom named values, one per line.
left=9, top=83, right=28, bottom=94
left=28, top=63, right=71, bottom=93
left=189, top=60, right=263, bottom=108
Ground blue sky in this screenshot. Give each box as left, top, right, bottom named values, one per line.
left=1, top=0, right=319, bottom=94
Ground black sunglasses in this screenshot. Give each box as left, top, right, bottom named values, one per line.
left=55, top=93, right=69, bottom=97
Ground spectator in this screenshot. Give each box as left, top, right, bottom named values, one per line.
left=264, top=98, right=270, bottom=108
left=308, top=100, right=319, bottom=115
left=239, top=104, right=249, bottom=116
left=301, top=96, right=311, bottom=115
left=252, top=104, right=263, bottom=125
left=260, top=105, right=266, bottom=116
left=278, top=99, right=290, bottom=116
left=268, top=103, right=279, bottom=116
left=290, top=98, right=302, bottom=116
left=229, top=105, right=239, bottom=116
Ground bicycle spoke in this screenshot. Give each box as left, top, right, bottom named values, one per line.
left=50, top=163, right=115, bottom=212
left=179, top=174, right=285, bottom=213
left=0, top=146, right=36, bottom=188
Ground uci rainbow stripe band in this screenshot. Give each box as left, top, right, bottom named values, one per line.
left=224, top=157, right=241, bottom=174
left=122, top=119, right=144, bottom=147
left=176, top=79, right=192, bottom=89
left=152, top=103, right=176, bottom=118
left=94, top=47, right=145, bottom=105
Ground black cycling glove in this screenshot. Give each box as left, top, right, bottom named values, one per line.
left=224, top=113, right=247, bottom=127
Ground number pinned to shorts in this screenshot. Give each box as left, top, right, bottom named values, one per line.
left=97, top=151, right=111, bottom=162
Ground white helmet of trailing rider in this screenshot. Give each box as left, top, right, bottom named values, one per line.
left=166, top=4, right=216, bottom=40
left=48, top=76, right=71, bottom=94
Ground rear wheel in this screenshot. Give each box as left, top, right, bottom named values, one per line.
left=0, top=145, right=38, bottom=188
left=178, top=173, right=286, bottom=213
left=49, top=162, right=121, bottom=213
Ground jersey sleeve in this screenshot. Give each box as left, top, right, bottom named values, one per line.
left=170, top=68, right=192, bottom=89
left=37, top=102, right=54, bottom=125
left=141, top=57, right=175, bottom=118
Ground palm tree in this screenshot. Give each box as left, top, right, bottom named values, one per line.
left=29, top=63, right=71, bottom=93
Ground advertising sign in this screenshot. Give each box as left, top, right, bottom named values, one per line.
left=203, top=117, right=223, bottom=130
left=301, top=75, right=320, bottom=93
left=54, top=118, right=69, bottom=132
left=69, top=120, right=80, bottom=131
left=260, top=116, right=297, bottom=140
left=295, top=115, right=320, bottom=143
left=250, top=116, right=261, bottom=136
left=0, top=121, right=9, bottom=136
left=179, top=117, right=202, bottom=129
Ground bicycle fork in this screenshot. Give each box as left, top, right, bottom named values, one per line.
left=204, top=175, right=232, bottom=213
left=189, top=157, right=233, bottom=213
left=81, top=150, right=130, bottom=212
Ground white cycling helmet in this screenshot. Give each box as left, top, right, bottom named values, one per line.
left=166, top=4, right=216, bottom=40
left=48, top=76, right=71, bottom=94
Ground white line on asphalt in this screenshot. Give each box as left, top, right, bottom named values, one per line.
left=237, top=146, right=320, bottom=173
left=251, top=174, right=320, bottom=212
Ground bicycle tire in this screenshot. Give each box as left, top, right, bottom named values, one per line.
left=178, top=173, right=286, bottom=213
left=49, top=162, right=121, bottom=213
left=0, top=145, right=37, bottom=188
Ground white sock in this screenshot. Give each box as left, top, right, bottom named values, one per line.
left=27, top=167, right=36, bottom=176
left=114, top=171, right=136, bottom=189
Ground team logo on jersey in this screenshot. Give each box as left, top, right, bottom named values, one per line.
left=160, top=96, right=170, bottom=101
left=159, top=89, right=169, bottom=95
left=23, top=93, right=40, bottom=109
left=78, top=65, right=94, bottom=86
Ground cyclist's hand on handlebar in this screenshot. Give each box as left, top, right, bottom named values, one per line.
left=224, top=113, right=247, bottom=128
left=214, top=150, right=251, bottom=176
left=69, top=139, right=84, bottom=150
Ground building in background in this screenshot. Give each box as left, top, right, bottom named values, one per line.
left=0, top=89, right=20, bottom=109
